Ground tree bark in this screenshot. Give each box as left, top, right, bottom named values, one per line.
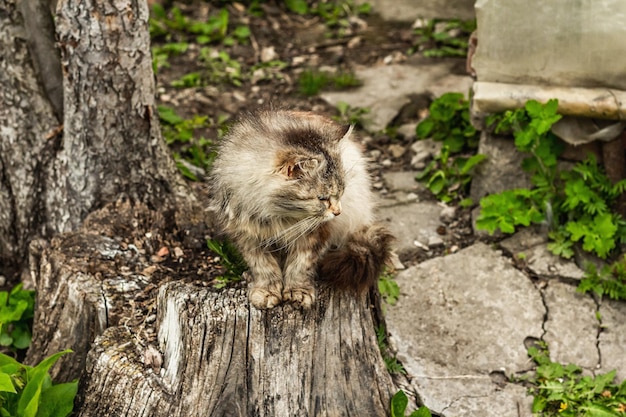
left=0, top=0, right=60, bottom=277
left=0, top=0, right=198, bottom=276
left=2, top=0, right=404, bottom=414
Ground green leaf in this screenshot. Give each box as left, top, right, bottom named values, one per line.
left=580, top=404, right=620, bottom=417
left=513, top=128, right=535, bottom=150
left=36, top=381, right=78, bottom=417
left=532, top=395, right=547, bottom=412
left=18, top=350, right=73, bottom=417
left=427, top=172, right=447, bottom=196
left=410, top=406, right=432, bottom=417
left=459, top=153, right=486, bottom=175
left=157, top=106, right=183, bottom=125
left=390, top=390, right=408, bottom=417
left=430, top=93, right=464, bottom=121
left=285, top=0, right=309, bottom=14
left=0, top=373, right=16, bottom=393
left=442, top=135, right=465, bottom=153
left=524, top=100, right=543, bottom=118
left=10, top=325, right=32, bottom=350
left=415, top=118, right=435, bottom=139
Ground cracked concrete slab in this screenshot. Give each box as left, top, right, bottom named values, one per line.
left=442, top=383, right=533, bottom=417
left=386, top=243, right=544, bottom=415
left=500, top=227, right=548, bottom=256
left=598, top=299, right=626, bottom=381
left=355, top=0, right=475, bottom=22
left=380, top=201, right=445, bottom=258
left=470, top=131, right=532, bottom=203
left=321, top=61, right=473, bottom=132
left=542, top=281, right=599, bottom=370
left=500, top=228, right=585, bottom=280
left=382, top=171, right=422, bottom=192
left=526, top=245, right=585, bottom=280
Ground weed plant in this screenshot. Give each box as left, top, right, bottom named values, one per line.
left=477, top=100, right=626, bottom=260
left=414, top=92, right=484, bottom=203
left=375, top=325, right=405, bottom=375
left=150, top=5, right=250, bottom=46
left=390, top=390, right=432, bottom=417
left=410, top=19, right=476, bottom=57
left=285, top=0, right=371, bottom=35
left=527, top=343, right=626, bottom=416
left=0, top=285, right=35, bottom=350
left=332, top=101, right=369, bottom=127
left=0, top=350, right=77, bottom=417
left=378, top=268, right=399, bottom=306
left=206, top=239, right=248, bottom=289
left=577, top=256, right=626, bottom=300
left=157, top=106, right=223, bottom=181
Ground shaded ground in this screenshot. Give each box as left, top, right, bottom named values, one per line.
left=151, top=0, right=476, bottom=266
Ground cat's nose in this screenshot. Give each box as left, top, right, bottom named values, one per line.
left=331, top=201, right=342, bottom=216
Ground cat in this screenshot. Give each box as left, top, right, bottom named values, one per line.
left=209, top=110, right=394, bottom=310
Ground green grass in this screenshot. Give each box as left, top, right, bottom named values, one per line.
left=206, top=238, right=248, bottom=289
left=298, top=69, right=361, bottom=96
left=375, top=325, right=405, bottom=375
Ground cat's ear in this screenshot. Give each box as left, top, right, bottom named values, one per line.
left=277, top=153, right=320, bottom=179
left=338, top=124, right=354, bottom=141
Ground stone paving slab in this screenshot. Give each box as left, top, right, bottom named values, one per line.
left=322, top=61, right=473, bottom=132
left=386, top=243, right=544, bottom=415
left=542, top=281, right=599, bottom=370
left=355, top=0, right=475, bottom=22
left=469, top=131, right=531, bottom=203
left=598, top=300, right=626, bottom=381
left=381, top=201, right=446, bottom=258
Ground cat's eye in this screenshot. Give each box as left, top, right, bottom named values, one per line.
left=318, top=195, right=329, bottom=201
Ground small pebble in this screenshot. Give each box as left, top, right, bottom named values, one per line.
left=388, top=144, right=406, bottom=159
left=413, top=240, right=429, bottom=251
left=428, top=235, right=444, bottom=247
left=439, top=205, right=458, bottom=224
left=405, top=192, right=418, bottom=202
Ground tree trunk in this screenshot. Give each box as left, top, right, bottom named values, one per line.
left=1, top=0, right=403, bottom=414
left=0, top=0, right=198, bottom=277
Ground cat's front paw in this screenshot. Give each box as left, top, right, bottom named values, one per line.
left=249, top=288, right=282, bottom=310
left=283, top=287, right=316, bottom=309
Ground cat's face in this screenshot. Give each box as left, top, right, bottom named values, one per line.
left=271, top=124, right=348, bottom=222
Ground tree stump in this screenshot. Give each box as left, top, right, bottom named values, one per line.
left=26, top=202, right=398, bottom=416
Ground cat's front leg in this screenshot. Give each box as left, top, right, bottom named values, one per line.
left=241, top=244, right=283, bottom=309
left=282, top=243, right=325, bottom=309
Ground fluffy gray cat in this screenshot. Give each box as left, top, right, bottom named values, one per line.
left=210, top=110, right=393, bottom=309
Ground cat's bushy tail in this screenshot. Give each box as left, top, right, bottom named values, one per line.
left=318, top=223, right=395, bottom=292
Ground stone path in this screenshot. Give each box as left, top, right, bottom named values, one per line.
left=319, top=4, right=626, bottom=416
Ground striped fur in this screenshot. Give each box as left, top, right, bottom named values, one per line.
left=210, top=110, right=393, bottom=309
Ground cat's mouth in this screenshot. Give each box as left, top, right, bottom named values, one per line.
left=323, top=210, right=340, bottom=221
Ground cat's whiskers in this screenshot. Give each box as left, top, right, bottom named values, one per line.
left=261, top=216, right=324, bottom=251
